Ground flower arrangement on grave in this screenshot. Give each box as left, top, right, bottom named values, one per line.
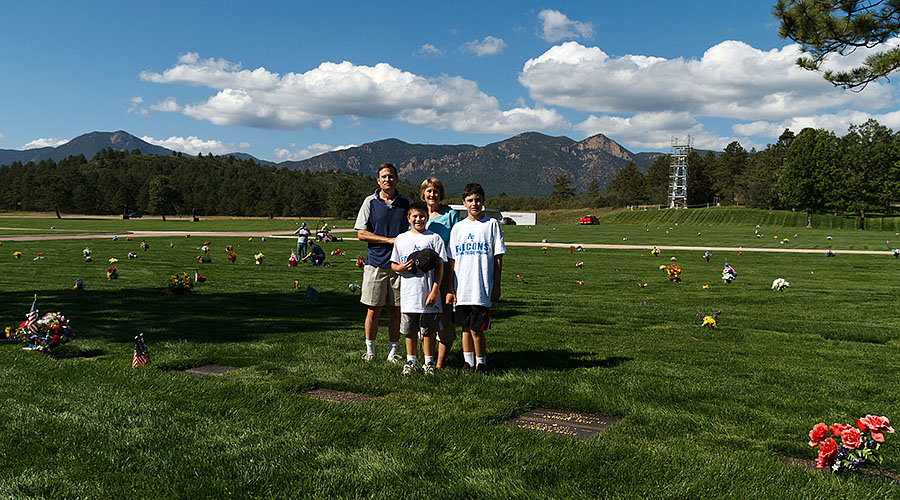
left=660, top=264, right=681, bottom=283
left=33, top=252, right=45, bottom=260
left=575, top=261, right=584, bottom=268
left=112, top=235, right=118, bottom=241
left=127, top=251, right=138, bottom=259
left=576, top=280, right=584, bottom=285
left=824, top=249, right=835, bottom=257
left=254, top=252, right=264, bottom=264
left=225, top=244, right=234, bottom=252
left=697, top=309, right=722, bottom=329
left=637, top=282, right=647, bottom=288
left=348, top=282, right=361, bottom=293
left=331, top=248, right=344, bottom=256
left=5, top=326, right=15, bottom=341
left=169, top=242, right=175, bottom=248
left=355, top=256, right=365, bottom=269
left=204, top=241, right=211, bottom=245
left=107, top=267, right=118, bottom=280
left=703, top=251, right=711, bottom=262
left=568, top=245, right=575, bottom=254
left=14, top=251, right=22, bottom=259
left=288, top=252, right=299, bottom=267
left=166, top=272, right=194, bottom=295
left=109, top=257, right=118, bottom=264
left=196, top=245, right=211, bottom=263
left=540, top=246, right=548, bottom=252
left=227, top=251, right=238, bottom=263
left=18, top=311, right=74, bottom=351
left=83, top=248, right=92, bottom=258
left=808, top=416, right=894, bottom=471
left=651, top=247, right=661, bottom=256
left=772, top=278, right=790, bottom=291
left=893, top=249, right=900, bottom=258
left=722, top=263, right=737, bottom=283
left=140, top=240, right=148, bottom=251
left=72, top=279, right=84, bottom=291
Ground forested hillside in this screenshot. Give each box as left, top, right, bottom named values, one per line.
left=0, top=148, right=419, bottom=218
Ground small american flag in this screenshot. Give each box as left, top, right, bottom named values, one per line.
left=24, top=295, right=39, bottom=336
left=132, top=333, right=150, bottom=368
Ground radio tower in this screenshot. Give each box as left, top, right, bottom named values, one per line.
left=668, top=135, right=691, bottom=208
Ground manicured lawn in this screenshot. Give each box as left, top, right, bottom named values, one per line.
left=2, top=212, right=900, bottom=498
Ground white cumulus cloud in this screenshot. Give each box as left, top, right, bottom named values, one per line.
left=461, top=36, right=507, bottom=56
left=416, top=44, right=443, bottom=56
left=141, top=53, right=569, bottom=134
left=520, top=40, right=893, bottom=122
left=150, top=97, right=181, bottom=112
left=127, top=96, right=149, bottom=116
left=275, top=143, right=358, bottom=161
left=575, top=112, right=758, bottom=151
left=23, top=138, right=69, bottom=150
left=538, top=10, right=594, bottom=43
left=140, top=135, right=250, bottom=156
left=732, top=108, right=900, bottom=139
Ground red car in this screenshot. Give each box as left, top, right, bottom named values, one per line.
left=580, top=215, right=599, bottom=225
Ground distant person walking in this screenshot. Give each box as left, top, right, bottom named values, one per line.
left=294, top=222, right=310, bottom=259
left=420, top=177, right=460, bottom=369
left=354, top=163, right=412, bottom=362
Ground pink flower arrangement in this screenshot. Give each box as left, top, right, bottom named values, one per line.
left=808, top=415, right=894, bottom=471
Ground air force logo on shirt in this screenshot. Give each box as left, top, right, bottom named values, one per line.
left=456, top=232, right=490, bottom=256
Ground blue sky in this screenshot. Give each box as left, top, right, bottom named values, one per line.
left=3, top=1, right=899, bottom=161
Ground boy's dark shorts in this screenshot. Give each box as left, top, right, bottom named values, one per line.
left=454, top=305, right=491, bottom=331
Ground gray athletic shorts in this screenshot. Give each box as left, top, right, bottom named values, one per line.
left=401, top=312, right=441, bottom=337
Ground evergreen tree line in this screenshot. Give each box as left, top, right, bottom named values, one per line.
left=601, top=119, right=900, bottom=228
left=0, top=148, right=420, bottom=219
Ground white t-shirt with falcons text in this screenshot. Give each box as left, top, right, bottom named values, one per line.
left=390, top=230, right=448, bottom=314
left=448, top=216, right=506, bottom=308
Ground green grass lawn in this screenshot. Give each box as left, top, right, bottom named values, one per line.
left=2, top=213, right=900, bottom=498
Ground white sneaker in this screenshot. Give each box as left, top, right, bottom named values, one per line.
left=387, top=352, right=402, bottom=364
left=402, top=361, right=417, bottom=374
left=362, top=352, right=375, bottom=361
left=423, top=362, right=435, bottom=374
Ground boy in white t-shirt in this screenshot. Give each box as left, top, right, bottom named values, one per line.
left=390, top=201, right=449, bottom=374
left=446, top=183, right=506, bottom=374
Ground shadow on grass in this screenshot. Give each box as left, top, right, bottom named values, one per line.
left=0, top=288, right=364, bottom=344
left=489, top=349, right=632, bottom=372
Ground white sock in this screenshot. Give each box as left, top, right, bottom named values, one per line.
left=388, top=341, right=399, bottom=356
left=406, top=354, right=416, bottom=363
left=365, top=339, right=375, bottom=355
left=424, top=356, right=434, bottom=365
left=463, top=351, right=475, bottom=367
left=476, top=356, right=486, bottom=366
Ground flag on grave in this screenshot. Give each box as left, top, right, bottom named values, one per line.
left=132, top=333, right=149, bottom=368
left=23, top=294, right=39, bottom=337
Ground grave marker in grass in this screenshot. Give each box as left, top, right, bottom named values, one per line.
left=507, top=409, right=618, bottom=439
left=183, top=365, right=241, bottom=376
left=304, top=389, right=375, bottom=402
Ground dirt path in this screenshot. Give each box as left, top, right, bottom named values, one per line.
left=1, top=230, right=890, bottom=255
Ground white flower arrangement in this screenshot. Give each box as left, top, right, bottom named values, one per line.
left=772, top=278, right=789, bottom=291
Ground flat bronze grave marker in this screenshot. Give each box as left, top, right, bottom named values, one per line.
left=183, top=365, right=241, bottom=376
left=305, top=389, right=375, bottom=403
left=508, top=409, right=618, bottom=439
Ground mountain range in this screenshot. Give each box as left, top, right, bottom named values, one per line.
left=0, top=130, right=690, bottom=196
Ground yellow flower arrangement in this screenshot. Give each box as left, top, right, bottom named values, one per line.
left=701, top=316, right=717, bottom=328
left=13, top=251, right=23, bottom=259
left=108, top=257, right=118, bottom=264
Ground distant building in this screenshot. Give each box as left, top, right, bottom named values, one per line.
left=448, top=205, right=536, bottom=225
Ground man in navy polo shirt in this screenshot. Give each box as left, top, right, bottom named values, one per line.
left=354, top=163, right=412, bottom=362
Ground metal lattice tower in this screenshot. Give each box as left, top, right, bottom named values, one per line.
left=668, top=135, right=691, bottom=208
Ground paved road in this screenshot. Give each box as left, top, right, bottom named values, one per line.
left=1, top=229, right=891, bottom=255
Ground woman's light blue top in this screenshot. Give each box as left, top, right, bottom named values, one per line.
left=425, top=206, right=460, bottom=244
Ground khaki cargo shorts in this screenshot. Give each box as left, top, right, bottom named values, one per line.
left=359, top=264, right=401, bottom=307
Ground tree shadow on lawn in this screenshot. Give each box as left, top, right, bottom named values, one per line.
left=0, top=288, right=363, bottom=344
left=488, top=349, right=632, bottom=373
